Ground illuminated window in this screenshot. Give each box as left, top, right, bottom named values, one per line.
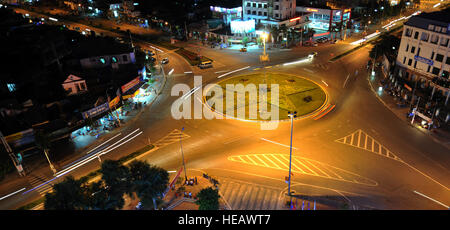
left=112, top=57, right=118, bottom=63
left=7, top=83, right=16, bottom=92
left=99, top=58, right=106, bottom=64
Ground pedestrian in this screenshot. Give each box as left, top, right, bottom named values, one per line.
left=302, top=201, right=305, bottom=210
left=189, top=192, right=192, bottom=198
left=186, top=180, right=189, bottom=186
left=184, top=192, right=187, bottom=197
left=195, top=177, right=197, bottom=185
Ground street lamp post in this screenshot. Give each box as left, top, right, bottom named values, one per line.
left=180, top=127, right=188, bottom=181
left=260, top=32, right=270, bottom=89
left=287, top=111, right=297, bottom=209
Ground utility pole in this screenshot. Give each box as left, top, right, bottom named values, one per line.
left=180, top=127, right=187, bottom=181
left=287, top=111, right=297, bottom=209
left=0, top=131, right=25, bottom=176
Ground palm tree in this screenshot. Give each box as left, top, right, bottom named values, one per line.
left=44, top=176, right=90, bottom=210
left=99, top=160, right=131, bottom=210
left=34, top=130, right=57, bottom=174
left=128, top=160, right=169, bottom=210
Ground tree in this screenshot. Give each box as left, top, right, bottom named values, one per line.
left=128, top=160, right=169, bottom=210
left=242, top=36, right=249, bottom=47
left=99, top=160, right=131, bottom=210
left=34, top=130, right=57, bottom=174
left=44, top=176, right=89, bottom=210
left=85, top=181, right=111, bottom=210
left=196, top=187, right=220, bottom=210
left=269, top=26, right=280, bottom=43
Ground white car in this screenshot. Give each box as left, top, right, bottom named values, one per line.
left=308, top=52, right=318, bottom=59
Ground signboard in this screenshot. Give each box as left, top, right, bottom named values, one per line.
left=163, top=167, right=183, bottom=198
left=414, top=55, right=434, bottom=66
left=82, top=103, right=109, bottom=119
left=415, top=111, right=432, bottom=123
left=109, top=96, right=120, bottom=108
left=121, top=77, right=140, bottom=94
left=231, top=20, right=255, bottom=34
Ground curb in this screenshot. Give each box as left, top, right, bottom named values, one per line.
left=367, top=70, right=450, bottom=150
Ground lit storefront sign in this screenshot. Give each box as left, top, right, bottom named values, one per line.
left=109, top=96, right=120, bottom=108
left=306, top=8, right=318, bottom=12
left=210, top=6, right=242, bottom=14
left=82, top=103, right=109, bottom=119
left=121, top=77, right=141, bottom=94
left=289, top=17, right=301, bottom=22
left=231, top=20, right=255, bottom=34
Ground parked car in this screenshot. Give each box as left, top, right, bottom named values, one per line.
left=198, top=60, right=213, bottom=69
left=240, top=47, right=247, bottom=52
left=161, top=58, right=169, bottom=64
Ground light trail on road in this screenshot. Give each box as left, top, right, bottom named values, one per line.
left=217, top=66, right=250, bottom=79
left=61, top=133, right=123, bottom=170
left=0, top=188, right=26, bottom=201
left=55, top=128, right=142, bottom=178
left=413, top=190, right=449, bottom=209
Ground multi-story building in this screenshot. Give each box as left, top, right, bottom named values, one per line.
left=396, top=9, right=449, bottom=81
left=395, top=8, right=450, bottom=105
left=242, top=0, right=296, bottom=25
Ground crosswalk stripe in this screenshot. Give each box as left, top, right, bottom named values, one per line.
left=229, top=154, right=377, bottom=186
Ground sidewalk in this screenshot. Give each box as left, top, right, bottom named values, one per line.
left=368, top=68, right=450, bottom=150
left=0, top=73, right=167, bottom=196
left=162, top=171, right=229, bottom=210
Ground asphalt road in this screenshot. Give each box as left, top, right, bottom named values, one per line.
left=1, top=8, right=449, bottom=210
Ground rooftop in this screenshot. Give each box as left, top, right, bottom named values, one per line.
left=405, top=8, right=450, bottom=32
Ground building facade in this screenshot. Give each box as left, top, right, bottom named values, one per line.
left=396, top=11, right=450, bottom=81
left=395, top=9, right=450, bottom=109
left=242, top=0, right=296, bottom=25
left=296, top=6, right=351, bottom=32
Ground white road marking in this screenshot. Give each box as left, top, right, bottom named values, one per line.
left=260, top=138, right=298, bottom=150
left=168, top=69, right=174, bottom=75
left=215, top=70, right=229, bottom=74
left=343, top=74, right=350, bottom=88
left=303, top=68, right=314, bottom=73
left=321, top=80, right=329, bottom=87
left=413, top=191, right=449, bottom=209
left=184, top=71, right=193, bottom=74
left=0, top=188, right=26, bottom=201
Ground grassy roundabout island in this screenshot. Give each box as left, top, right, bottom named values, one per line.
left=204, top=73, right=327, bottom=121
